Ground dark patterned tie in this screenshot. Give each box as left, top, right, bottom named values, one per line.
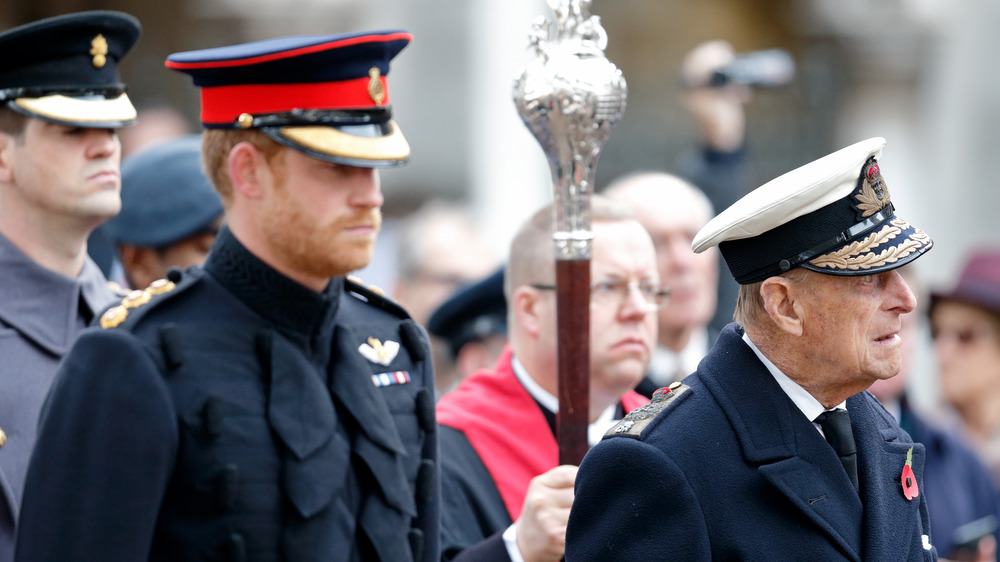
left=814, top=409, right=859, bottom=493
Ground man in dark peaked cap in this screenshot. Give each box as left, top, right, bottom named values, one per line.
left=102, top=134, right=224, bottom=290
left=0, top=11, right=139, bottom=562
left=427, top=267, right=509, bottom=395
left=567, top=137, right=939, bottom=560
left=17, top=30, right=438, bottom=562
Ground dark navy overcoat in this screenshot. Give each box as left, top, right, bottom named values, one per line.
left=566, top=324, right=937, bottom=561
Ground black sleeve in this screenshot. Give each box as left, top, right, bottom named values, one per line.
left=16, top=329, right=178, bottom=561
left=565, top=437, right=712, bottom=561
left=439, top=425, right=514, bottom=562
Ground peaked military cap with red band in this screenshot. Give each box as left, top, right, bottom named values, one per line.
left=693, top=137, right=933, bottom=284
left=166, top=30, right=412, bottom=168
left=0, top=10, right=141, bottom=128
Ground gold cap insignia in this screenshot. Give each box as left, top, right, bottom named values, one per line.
left=854, top=158, right=891, bottom=218
left=358, top=337, right=400, bottom=366
left=368, top=67, right=385, bottom=106
left=90, top=34, right=108, bottom=69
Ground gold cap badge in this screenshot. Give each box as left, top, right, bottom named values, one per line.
left=854, top=158, right=891, bottom=218
left=368, top=67, right=385, bottom=106
left=90, top=34, right=108, bottom=69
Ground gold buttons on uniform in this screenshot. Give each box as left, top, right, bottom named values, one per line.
left=101, top=305, right=128, bottom=329
left=146, top=279, right=176, bottom=296
left=122, top=289, right=151, bottom=309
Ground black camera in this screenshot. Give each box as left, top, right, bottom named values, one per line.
left=708, top=49, right=795, bottom=88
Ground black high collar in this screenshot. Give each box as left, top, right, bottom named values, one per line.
left=203, top=225, right=342, bottom=341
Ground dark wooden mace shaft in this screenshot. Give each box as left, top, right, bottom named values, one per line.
left=555, top=258, right=590, bottom=466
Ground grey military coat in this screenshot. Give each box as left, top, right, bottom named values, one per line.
left=0, top=233, right=117, bottom=562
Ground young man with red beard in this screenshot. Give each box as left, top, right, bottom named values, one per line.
left=437, top=196, right=661, bottom=562
left=17, top=31, right=438, bottom=562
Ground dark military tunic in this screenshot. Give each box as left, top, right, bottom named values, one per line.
left=16, top=227, right=439, bottom=562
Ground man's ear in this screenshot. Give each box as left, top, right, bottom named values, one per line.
left=760, top=276, right=805, bottom=336
left=0, top=134, right=15, bottom=184
left=227, top=141, right=268, bottom=200
left=512, top=287, right=544, bottom=339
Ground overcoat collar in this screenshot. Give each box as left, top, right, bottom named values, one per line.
left=0, top=232, right=115, bottom=356
left=698, top=324, right=925, bottom=562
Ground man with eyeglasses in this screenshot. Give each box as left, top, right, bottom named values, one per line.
left=436, top=196, right=660, bottom=562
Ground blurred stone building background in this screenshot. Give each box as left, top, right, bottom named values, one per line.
left=4, top=0, right=998, bottom=400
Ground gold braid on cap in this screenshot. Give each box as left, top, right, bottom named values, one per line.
left=809, top=218, right=930, bottom=271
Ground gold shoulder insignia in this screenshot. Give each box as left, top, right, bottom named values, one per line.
left=106, top=280, right=129, bottom=297
left=100, top=278, right=178, bottom=329
left=346, top=275, right=385, bottom=295
left=606, top=382, right=690, bottom=438
left=100, top=305, right=128, bottom=329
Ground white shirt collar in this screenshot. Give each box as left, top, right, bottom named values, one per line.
left=741, top=332, right=845, bottom=428
left=648, top=327, right=709, bottom=385
left=511, top=354, right=620, bottom=447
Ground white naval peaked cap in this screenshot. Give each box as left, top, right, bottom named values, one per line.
left=692, top=137, right=932, bottom=285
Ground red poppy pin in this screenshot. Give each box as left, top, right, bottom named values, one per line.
left=901, top=447, right=919, bottom=500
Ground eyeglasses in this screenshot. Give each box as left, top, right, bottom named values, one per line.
left=930, top=325, right=997, bottom=347
left=530, top=279, right=670, bottom=308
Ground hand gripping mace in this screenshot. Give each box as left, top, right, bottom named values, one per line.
left=512, top=0, right=627, bottom=465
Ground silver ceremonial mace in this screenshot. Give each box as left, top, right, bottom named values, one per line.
left=513, top=0, right=627, bottom=465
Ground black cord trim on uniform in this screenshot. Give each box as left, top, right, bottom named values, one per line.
left=415, top=388, right=436, bottom=434
left=399, top=319, right=427, bottom=363
left=415, top=459, right=435, bottom=504
left=159, top=323, right=185, bottom=371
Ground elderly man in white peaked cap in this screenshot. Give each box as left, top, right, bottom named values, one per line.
left=566, top=137, right=939, bottom=561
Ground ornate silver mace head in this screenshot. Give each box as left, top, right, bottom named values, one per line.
left=512, top=0, right=627, bottom=260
